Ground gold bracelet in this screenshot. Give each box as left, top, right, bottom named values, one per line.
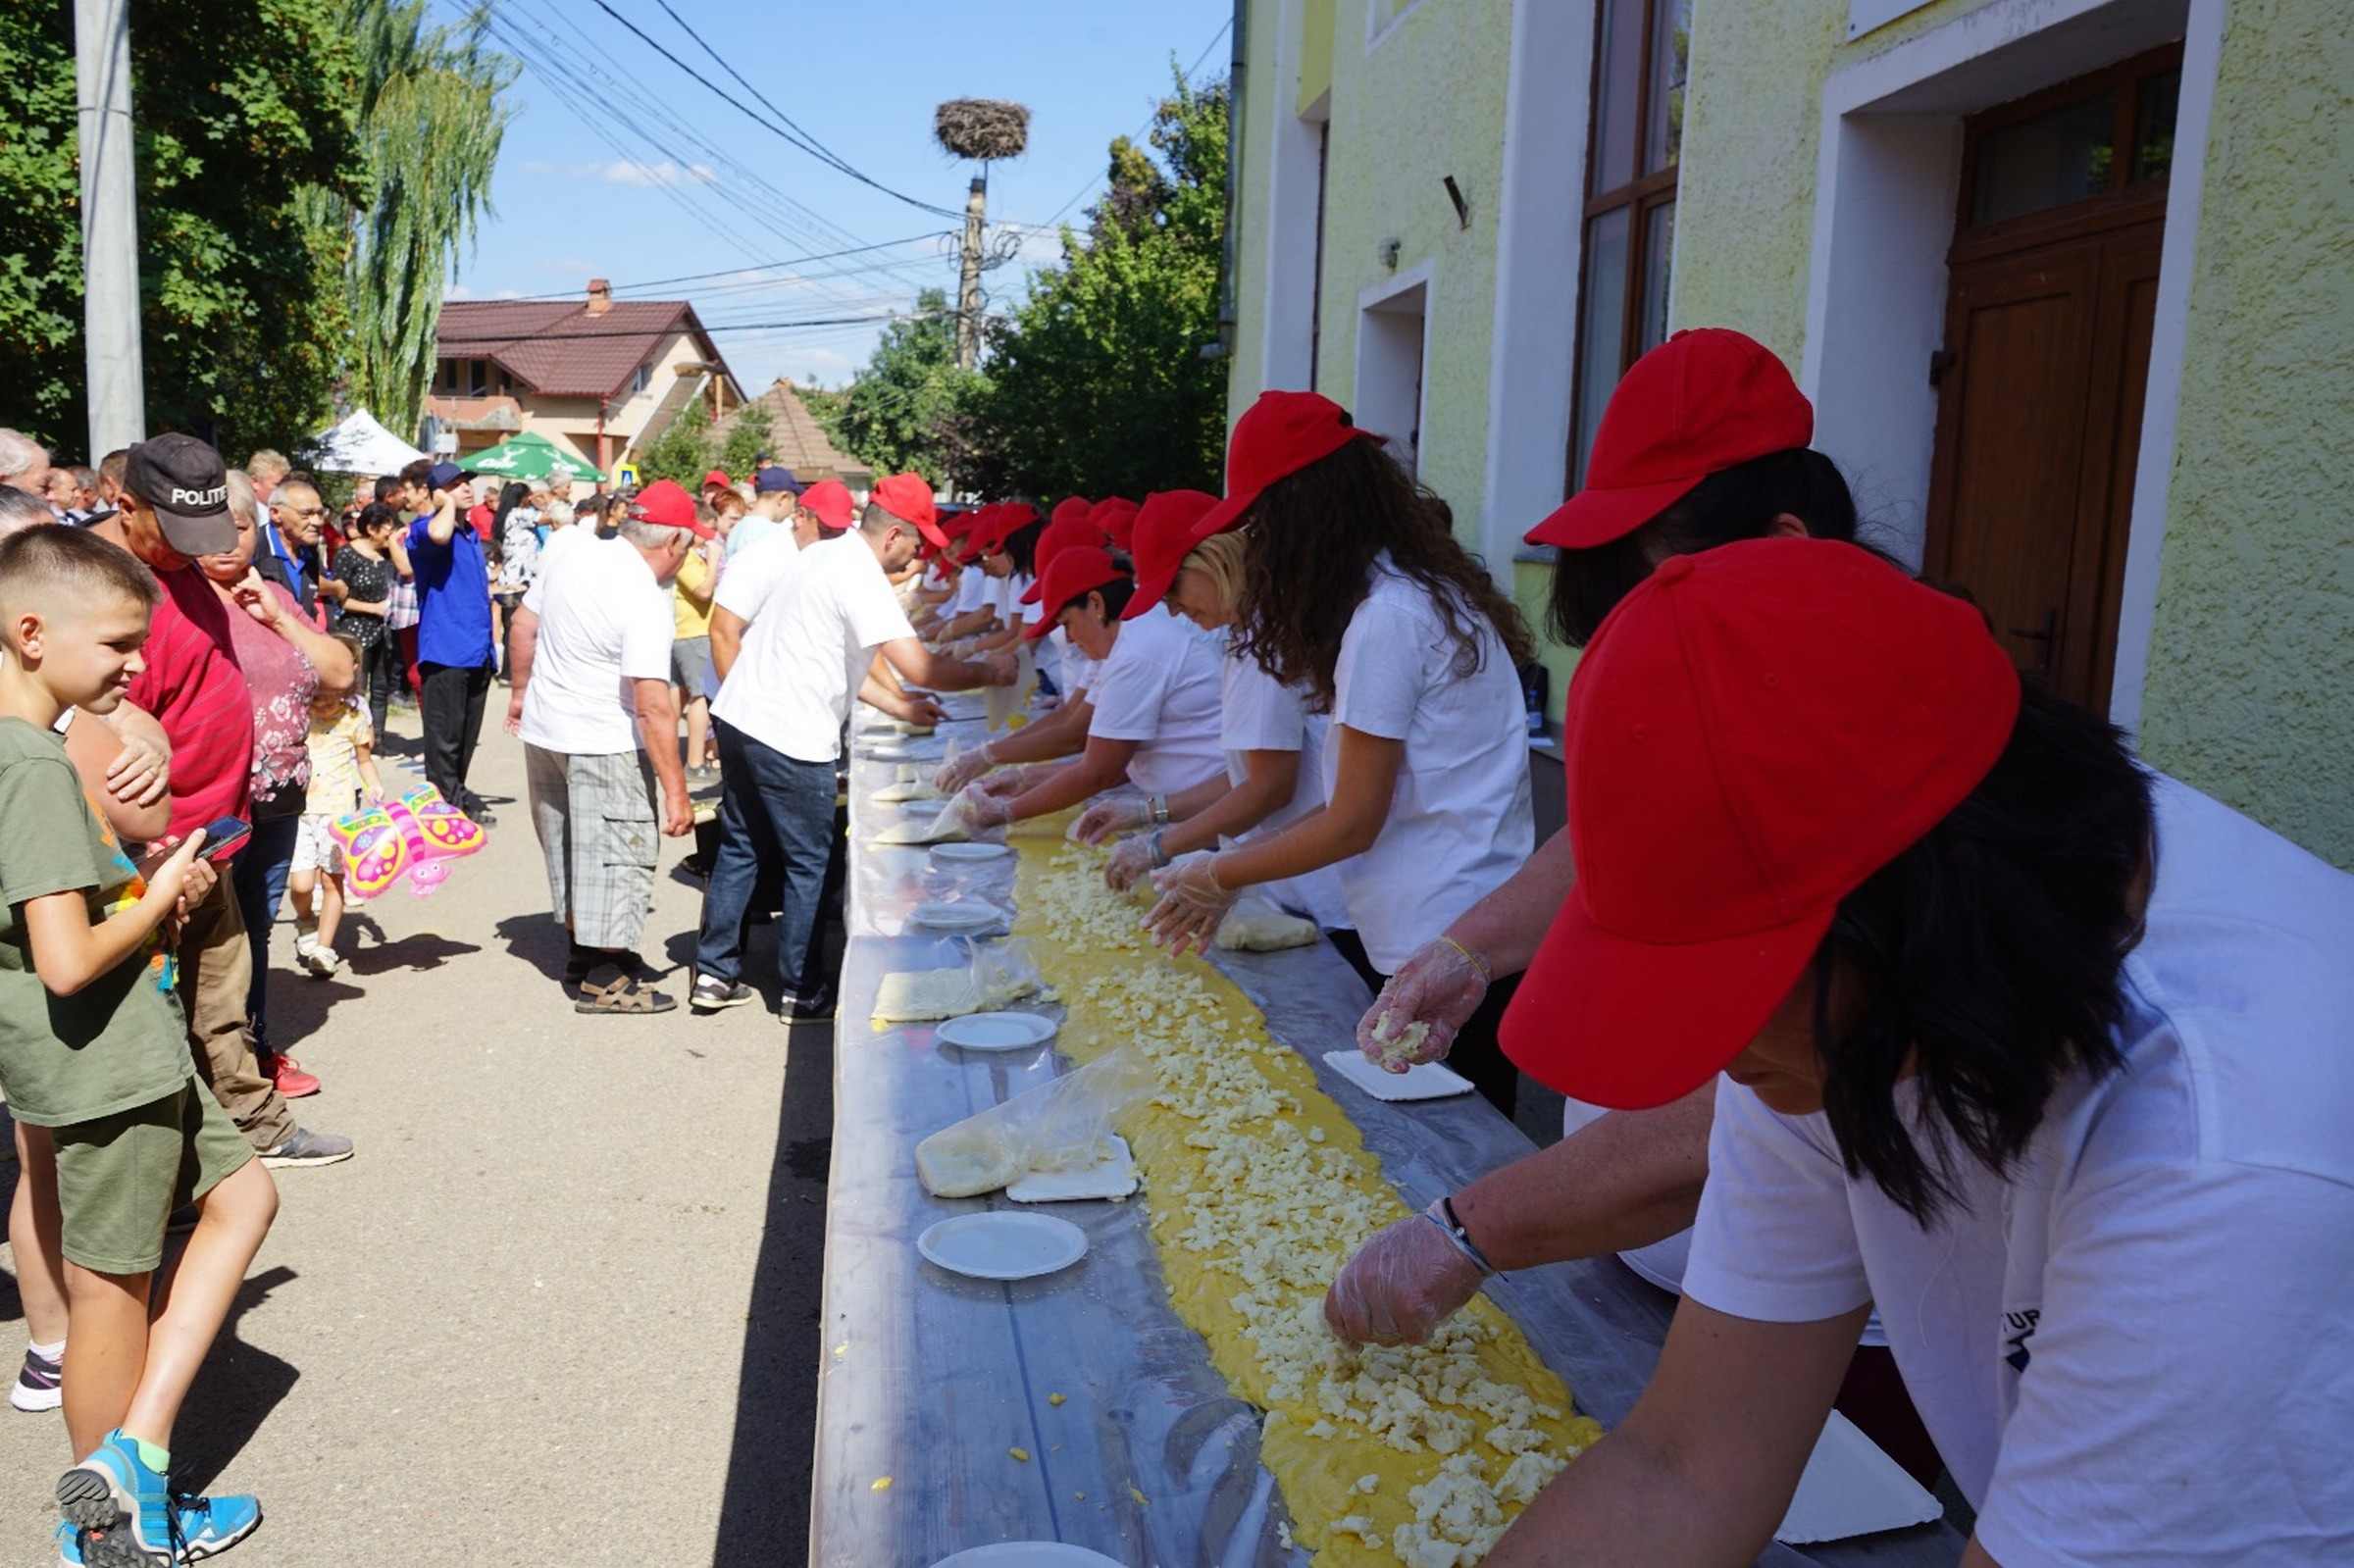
left=1441, top=936, right=1492, bottom=983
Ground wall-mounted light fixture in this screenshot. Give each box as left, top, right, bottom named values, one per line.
left=1377, top=238, right=1402, bottom=270
left=1443, top=176, right=1471, bottom=230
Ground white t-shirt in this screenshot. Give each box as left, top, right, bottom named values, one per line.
left=1085, top=606, right=1227, bottom=798
left=989, top=571, right=1032, bottom=628
left=536, top=523, right=592, bottom=583
left=517, top=535, right=675, bottom=756
left=1322, top=560, right=1535, bottom=971
left=1218, top=650, right=1350, bottom=928
left=712, top=533, right=914, bottom=764
left=1682, top=777, right=2354, bottom=1562
left=713, top=531, right=803, bottom=629
left=952, top=565, right=991, bottom=617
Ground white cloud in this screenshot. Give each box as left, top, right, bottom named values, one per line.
left=521, top=158, right=717, bottom=188
left=445, top=282, right=477, bottom=301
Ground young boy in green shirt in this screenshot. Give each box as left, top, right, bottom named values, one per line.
left=0, top=527, right=280, bottom=1566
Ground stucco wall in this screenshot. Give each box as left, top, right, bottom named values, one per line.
left=1227, top=0, right=1286, bottom=429
left=2133, top=3, right=2354, bottom=866
left=1312, top=0, right=1513, bottom=527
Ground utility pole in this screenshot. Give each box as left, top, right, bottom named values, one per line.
left=955, top=174, right=987, bottom=373
left=76, top=0, right=145, bottom=454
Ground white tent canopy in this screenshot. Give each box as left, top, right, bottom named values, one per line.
left=304, top=409, right=426, bottom=477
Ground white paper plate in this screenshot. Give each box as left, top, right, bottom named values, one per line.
left=931, top=1544, right=1126, bottom=1568
left=1773, top=1409, right=1943, bottom=1543
left=1320, top=1049, right=1476, bottom=1102
left=917, top=1213, right=1088, bottom=1281
left=935, top=1011, right=1057, bottom=1051
left=909, top=901, right=1005, bottom=934
left=1007, top=1137, right=1137, bottom=1203
left=931, top=841, right=1012, bottom=862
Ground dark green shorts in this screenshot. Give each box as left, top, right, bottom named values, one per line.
left=51, top=1080, right=253, bottom=1275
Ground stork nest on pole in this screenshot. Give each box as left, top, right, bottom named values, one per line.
left=934, top=99, right=1031, bottom=163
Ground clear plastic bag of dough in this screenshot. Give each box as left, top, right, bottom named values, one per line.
left=915, top=1047, right=1158, bottom=1197
left=871, top=937, right=1045, bottom=1024
left=984, top=641, right=1035, bottom=732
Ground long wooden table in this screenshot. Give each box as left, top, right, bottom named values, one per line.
left=807, top=697, right=1964, bottom=1567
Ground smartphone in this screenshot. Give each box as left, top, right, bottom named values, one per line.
left=197, top=817, right=252, bottom=863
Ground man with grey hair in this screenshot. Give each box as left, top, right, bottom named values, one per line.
left=0, top=428, right=51, bottom=494
left=503, top=478, right=700, bottom=1011
left=0, top=485, right=57, bottom=531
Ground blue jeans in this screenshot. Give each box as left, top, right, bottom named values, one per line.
left=693, top=720, right=836, bottom=1000
left=230, top=809, right=303, bottom=1054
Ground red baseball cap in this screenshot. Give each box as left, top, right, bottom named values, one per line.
left=1499, top=539, right=2021, bottom=1109
left=1089, top=497, right=1142, bottom=553
left=870, top=473, right=948, bottom=549
left=700, top=468, right=733, bottom=490
left=1021, top=514, right=1109, bottom=604
left=627, top=479, right=714, bottom=538
left=984, top=502, right=1039, bottom=551
left=1122, top=489, right=1223, bottom=619
left=799, top=478, right=853, bottom=533
left=1198, top=390, right=1384, bottom=535
left=1526, top=329, right=1814, bottom=551
left=1049, top=496, right=1095, bottom=531
left=1022, top=546, right=1127, bottom=639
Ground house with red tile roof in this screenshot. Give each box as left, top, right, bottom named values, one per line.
left=428, top=280, right=744, bottom=478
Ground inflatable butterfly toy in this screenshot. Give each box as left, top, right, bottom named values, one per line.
left=329, top=784, right=487, bottom=900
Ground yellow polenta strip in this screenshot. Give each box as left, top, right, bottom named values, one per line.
left=1005, top=826, right=1601, bottom=1567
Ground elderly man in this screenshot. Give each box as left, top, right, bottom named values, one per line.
left=503, top=479, right=699, bottom=1012
left=724, top=465, right=801, bottom=561
left=112, top=433, right=352, bottom=1167
left=255, top=476, right=342, bottom=625
left=0, top=428, right=51, bottom=494
left=690, top=473, right=1015, bottom=1021
left=406, top=460, right=499, bottom=824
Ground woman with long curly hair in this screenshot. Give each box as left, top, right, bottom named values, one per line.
left=1145, top=391, right=1537, bottom=1113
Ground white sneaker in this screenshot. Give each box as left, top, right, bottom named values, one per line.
left=292, top=931, right=320, bottom=962
left=302, top=944, right=341, bottom=978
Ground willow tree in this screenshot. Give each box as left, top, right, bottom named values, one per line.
left=334, top=1, right=515, bottom=438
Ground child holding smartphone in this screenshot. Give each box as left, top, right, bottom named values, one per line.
left=288, top=637, right=382, bottom=978
left=0, top=526, right=280, bottom=1564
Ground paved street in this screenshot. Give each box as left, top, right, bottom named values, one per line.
left=1, top=706, right=832, bottom=1566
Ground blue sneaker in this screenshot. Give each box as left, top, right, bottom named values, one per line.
left=57, top=1430, right=262, bottom=1565
left=56, top=1520, right=85, bottom=1566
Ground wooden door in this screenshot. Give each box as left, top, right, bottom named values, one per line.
left=1923, top=45, right=2178, bottom=713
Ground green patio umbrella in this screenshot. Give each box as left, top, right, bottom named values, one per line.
left=461, top=431, right=603, bottom=484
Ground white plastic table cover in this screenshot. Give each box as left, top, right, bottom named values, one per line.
left=811, top=696, right=1964, bottom=1568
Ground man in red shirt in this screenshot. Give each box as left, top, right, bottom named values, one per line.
left=115, top=435, right=352, bottom=1168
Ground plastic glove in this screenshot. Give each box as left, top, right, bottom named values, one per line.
left=1323, top=1206, right=1485, bottom=1348
left=1072, top=795, right=1151, bottom=845
left=977, top=651, right=1020, bottom=687
left=1145, top=852, right=1240, bottom=955
left=1103, top=834, right=1156, bottom=892
left=942, top=783, right=1014, bottom=834
left=934, top=742, right=997, bottom=795
left=978, top=762, right=1058, bottom=799
left=1356, top=936, right=1490, bottom=1073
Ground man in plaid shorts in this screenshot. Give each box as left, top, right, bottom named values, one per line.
left=503, top=480, right=700, bottom=1012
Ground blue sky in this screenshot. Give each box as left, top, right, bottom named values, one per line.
left=446, top=0, right=1235, bottom=392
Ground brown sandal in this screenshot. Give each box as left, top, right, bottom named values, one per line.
left=574, top=971, right=677, bottom=1014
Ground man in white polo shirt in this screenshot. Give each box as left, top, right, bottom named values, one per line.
left=691, top=473, right=1014, bottom=1020
left=505, top=479, right=701, bottom=1014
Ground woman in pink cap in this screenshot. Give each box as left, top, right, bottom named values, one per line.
left=1142, top=390, right=1537, bottom=1113
left=1480, top=540, right=2354, bottom=1566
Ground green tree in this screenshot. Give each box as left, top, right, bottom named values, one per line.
left=718, top=403, right=773, bottom=478
left=813, top=288, right=984, bottom=489
left=337, top=1, right=515, bottom=440
left=634, top=397, right=714, bottom=488
left=0, top=0, right=367, bottom=454
left=967, top=69, right=1228, bottom=499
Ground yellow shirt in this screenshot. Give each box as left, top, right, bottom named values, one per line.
left=673, top=543, right=717, bottom=638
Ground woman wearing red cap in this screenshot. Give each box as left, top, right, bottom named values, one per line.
left=1479, top=539, right=2354, bottom=1566
left=1143, top=390, right=1538, bottom=1114
left=1068, top=490, right=1349, bottom=930
left=1321, top=329, right=1937, bottom=1479
left=940, top=542, right=1225, bottom=835
left=948, top=506, right=1044, bottom=657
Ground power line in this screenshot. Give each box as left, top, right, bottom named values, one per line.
left=1022, top=16, right=1236, bottom=233
left=505, top=235, right=941, bottom=300
left=588, top=0, right=963, bottom=221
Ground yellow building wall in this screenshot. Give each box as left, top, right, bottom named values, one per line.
left=2133, top=4, right=2354, bottom=867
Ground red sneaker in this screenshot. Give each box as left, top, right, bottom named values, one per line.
left=260, top=1052, right=322, bottom=1098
